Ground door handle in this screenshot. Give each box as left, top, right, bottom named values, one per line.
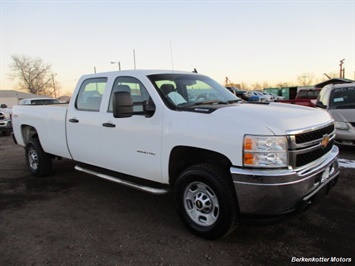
left=69, top=118, right=79, bottom=123
left=102, top=122, right=116, bottom=128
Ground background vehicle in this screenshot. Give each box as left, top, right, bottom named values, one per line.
left=225, top=86, right=248, bottom=101
left=244, top=91, right=271, bottom=102
left=316, top=82, right=355, bottom=146
left=0, top=104, right=12, bottom=136
left=269, top=92, right=285, bottom=101
left=12, top=70, right=339, bottom=239
left=261, top=92, right=274, bottom=101
left=19, top=97, right=60, bottom=105
left=279, top=89, right=320, bottom=107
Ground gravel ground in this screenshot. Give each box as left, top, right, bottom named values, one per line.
left=0, top=135, right=354, bottom=265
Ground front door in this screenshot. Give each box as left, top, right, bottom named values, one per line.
left=98, top=76, right=163, bottom=183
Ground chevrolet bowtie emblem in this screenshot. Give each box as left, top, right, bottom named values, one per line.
left=321, top=134, right=330, bottom=149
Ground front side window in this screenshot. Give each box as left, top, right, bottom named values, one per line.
left=148, top=74, right=239, bottom=108
left=76, top=78, right=107, bottom=111
left=108, top=76, right=151, bottom=113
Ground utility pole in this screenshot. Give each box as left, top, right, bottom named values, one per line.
left=339, top=59, right=345, bottom=78
left=111, top=61, right=121, bottom=71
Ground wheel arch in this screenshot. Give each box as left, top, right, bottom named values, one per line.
left=168, top=146, right=232, bottom=186
left=21, top=125, right=39, bottom=144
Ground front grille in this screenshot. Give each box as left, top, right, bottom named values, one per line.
left=295, top=139, right=334, bottom=167
left=288, top=122, right=335, bottom=169
left=295, top=124, right=334, bottom=144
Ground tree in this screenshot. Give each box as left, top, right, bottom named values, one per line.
left=262, top=81, right=271, bottom=89
left=276, top=82, right=289, bottom=88
left=251, top=82, right=262, bottom=91
left=240, top=82, right=250, bottom=90
left=297, top=73, right=315, bottom=86
left=9, top=55, right=59, bottom=96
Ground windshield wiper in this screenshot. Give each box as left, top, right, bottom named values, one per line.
left=227, top=99, right=241, bottom=104
left=179, top=99, right=240, bottom=108
left=192, top=100, right=228, bottom=106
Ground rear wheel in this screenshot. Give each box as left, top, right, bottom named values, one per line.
left=25, top=138, right=52, bottom=177
left=174, top=163, right=239, bottom=239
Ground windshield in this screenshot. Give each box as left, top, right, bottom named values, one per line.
left=297, top=89, right=320, bottom=99
left=148, top=73, right=239, bottom=108
left=329, top=87, right=355, bottom=109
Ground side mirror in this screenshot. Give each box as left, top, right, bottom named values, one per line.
left=113, top=91, right=133, bottom=118
left=143, top=98, right=156, bottom=117
left=315, top=101, right=327, bottom=109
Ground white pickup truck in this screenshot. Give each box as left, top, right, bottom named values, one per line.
left=12, top=70, right=339, bottom=239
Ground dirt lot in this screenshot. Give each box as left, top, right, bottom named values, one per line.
left=0, top=135, right=354, bottom=265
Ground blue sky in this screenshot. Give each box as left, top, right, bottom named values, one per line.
left=1, top=0, right=354, bottom=95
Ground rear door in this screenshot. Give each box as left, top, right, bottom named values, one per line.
left=66, top=77, right=108, bottom=166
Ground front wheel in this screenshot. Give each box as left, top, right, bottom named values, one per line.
left=174, top=163, right=239, bottom=239
left=25, top=138, right=52, bottom=177
left=1, top=131, right=11, bottom=136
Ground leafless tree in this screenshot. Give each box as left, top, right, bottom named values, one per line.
left=262, top=81, right=271, bottom=89
left=276, top=82, right=289, bottom=88
left=251, top=82, right=262, bottom=91
left=239, top=82, right=249, bottom=90
left=9, top=55, right=59, bottom=96
left=297, top=73, right=315, bottom=86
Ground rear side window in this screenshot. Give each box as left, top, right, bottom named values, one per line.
left=76, top=78, right=107, bottom=111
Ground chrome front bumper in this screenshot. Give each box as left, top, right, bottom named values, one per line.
left=231, top=145, right=339, bottom=215
left=335, top=128, right=355, bottom=146
left=0, top=120, right=12, bottom=130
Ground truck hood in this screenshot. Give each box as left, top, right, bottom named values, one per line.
left=328, top=109, right=355, bottom=123
left=211, top=102, right=332, bottom=135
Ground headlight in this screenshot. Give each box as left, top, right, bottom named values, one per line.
left=335, top=121, right=349, bottom=130
left=3, top=112, right=11, bottom=120
left=243, top=135, right=288, bottom=168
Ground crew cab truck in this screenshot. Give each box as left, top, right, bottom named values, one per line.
left=0, top=104, right=12, bottom=136
left=12, top=70, right=339, bottom=239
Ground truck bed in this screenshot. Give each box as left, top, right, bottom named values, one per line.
left=12, top=104, right=72, bottom=159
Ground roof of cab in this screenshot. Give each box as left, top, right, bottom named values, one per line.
left=81, top=69, right=201, bottom=78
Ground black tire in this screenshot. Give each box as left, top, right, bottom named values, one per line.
left=1, top=131, right=11, bottom=136
left=174, top=163, right=239, bottom=239
left=25, top=138, right=52, bottom=177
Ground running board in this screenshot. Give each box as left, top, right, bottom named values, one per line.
left=75, top=165, right=170, bottom=195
